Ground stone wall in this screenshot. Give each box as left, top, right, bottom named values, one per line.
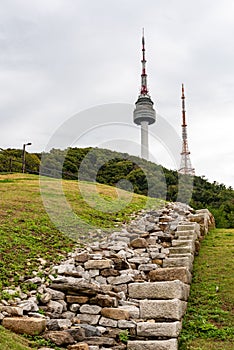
left=0, top=203, right=214, bottom=350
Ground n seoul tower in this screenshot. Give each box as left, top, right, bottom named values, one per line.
left=133, top=30, right=156, bottom=160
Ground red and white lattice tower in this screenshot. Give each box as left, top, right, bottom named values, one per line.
left=178, top=84, right=195, bottom=175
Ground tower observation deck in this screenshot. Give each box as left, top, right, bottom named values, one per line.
left=133, top=30, right=156, bottom=160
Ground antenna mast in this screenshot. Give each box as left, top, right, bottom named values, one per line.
left=141, top=28, right=148, bottom=95
left=178, top=84, right=195, bottom=175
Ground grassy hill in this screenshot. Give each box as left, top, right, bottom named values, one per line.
left=0, top=173, right=164, bottom=348
left=1, top=147, right=233, bottom=228
left=0, top=174, right=233, bottom=349
left=0, top=173, right=163, bottom=291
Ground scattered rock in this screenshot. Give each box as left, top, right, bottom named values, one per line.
left=43, top=331, right=75, bottom=346
left=101, top=307, right=129, bottom=320
left=68, top=344, right=89, bottom=350
left=67, top=296, right=89, bottom=304
left=130, top=238, right=148, bottom=249
left=46, top=319, right=72, bottom=331
left=84, top=259, right=113, bottom=270
left=79, top=304, right=102, bottom=314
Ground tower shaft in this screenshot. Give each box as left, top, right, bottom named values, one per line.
left=179, top=84, right=195, bottom=175
left=133, top=30, right=156, bottom=160
left=141, top=121, right=149, bottom=159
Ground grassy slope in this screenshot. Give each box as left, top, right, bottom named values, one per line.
left=0, top=326, right=33, bottom=350
left=0, top=173, right=163, bottom=349
left=0, top=173, right=163, bottom=290
left=179, top=228, right=234, bottom=349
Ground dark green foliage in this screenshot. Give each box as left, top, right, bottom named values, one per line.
left=0, top=148, right=40, bottom=174
left=0, top=147, right=233, bottom=227
left=190, top=176, right=234, bottom=228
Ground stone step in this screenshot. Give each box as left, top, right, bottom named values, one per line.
left=177, top=223, right=197, bottom=231
left=176, top=230, right=196, bottom=236
left=179, top=223, right=201, bottom=235
left=172, top=238, right=194, bottom=246
left=137, top=321, right=182, bottom=337
left=140, top=298, right=187, bottom=320
left=163, top=257, right=193, bottom=271
left=148, top=267, right=192, bottom=284
left=127, top=339, right=177, bottom=350
left=175, top=231, right=197, bottom=241
left=169, top=254, right=194, bottom=263
left=176, top=235, right=198, bottom=243
left=128, top=280, right=190, bottom=300
left=176, top=235, right=196, bottom=240
left=169, top=251, right=194, bottom=258
left=169, top=246, right=194, bottom=254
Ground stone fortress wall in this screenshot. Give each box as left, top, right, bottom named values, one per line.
left=0, top=203, right=215, bottom=350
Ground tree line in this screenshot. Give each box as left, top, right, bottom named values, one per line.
left=0, top=147, right=233, bottom=228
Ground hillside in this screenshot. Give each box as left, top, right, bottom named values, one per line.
left=0, top=173, right=162, bottom=292
left=0, top=174, right=233, bottom=349
left=0, top=147, right=233, bottom=227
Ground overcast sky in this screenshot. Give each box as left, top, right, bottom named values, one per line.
left=1, top=0, right=234, bottom=188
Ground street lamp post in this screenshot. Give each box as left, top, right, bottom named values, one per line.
left=22, top=143, right=32, bottom=173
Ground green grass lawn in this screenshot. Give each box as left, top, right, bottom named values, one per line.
left=179, top=228, right=234, bottom=349
left=0, top=173, right=163, bottom=292
left=0, top=326, right=33, bottom=350
left=0, top=173, right=163, bottom=349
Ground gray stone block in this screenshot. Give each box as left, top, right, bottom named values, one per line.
left=137, top=321, right=182, bottom=337
left=169, top=253, right=194, bottom=262
left=127, top=339, right=177, bottom=350
left=176, top=235, right=196, bottom=241
left=172, top=239, right=195, bottom=249
left=107, top=274, right=134, bottom=285
left=2, top=317, right=46, bottom=335
left=177, top=223, right=196, bottom=231
left=46, top=318, right=72, bottom=331
left=79, top=304, right=102, bottom=314
left=148, top=267, right=192, bottom=284
left=140, top=298, right=187, bottom=320
left=176, top=230, right=196, bottom=237
left=118, top=320, right=136, bottom=329
left=99, top=316, right=118, bottom=328
left=118, top=305, right=140, bottom=319
left=169, top=246, right=194, bottom=254
left=128, top=280, right=190, bottom=300
left=163, top=257, right=193, bottom=271
left=76, top=313, right=100, bottom=325
left=84, top=259, right=113, bottom=270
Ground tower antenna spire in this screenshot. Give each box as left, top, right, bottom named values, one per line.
left=141, top=27, right=148, bottom=95
left=181, top=83, right=186, bottom=127
left=179, top=84, right=195, bottom=175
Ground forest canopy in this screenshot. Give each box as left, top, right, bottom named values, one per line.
left=0, top=147, right=233, bottom=228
